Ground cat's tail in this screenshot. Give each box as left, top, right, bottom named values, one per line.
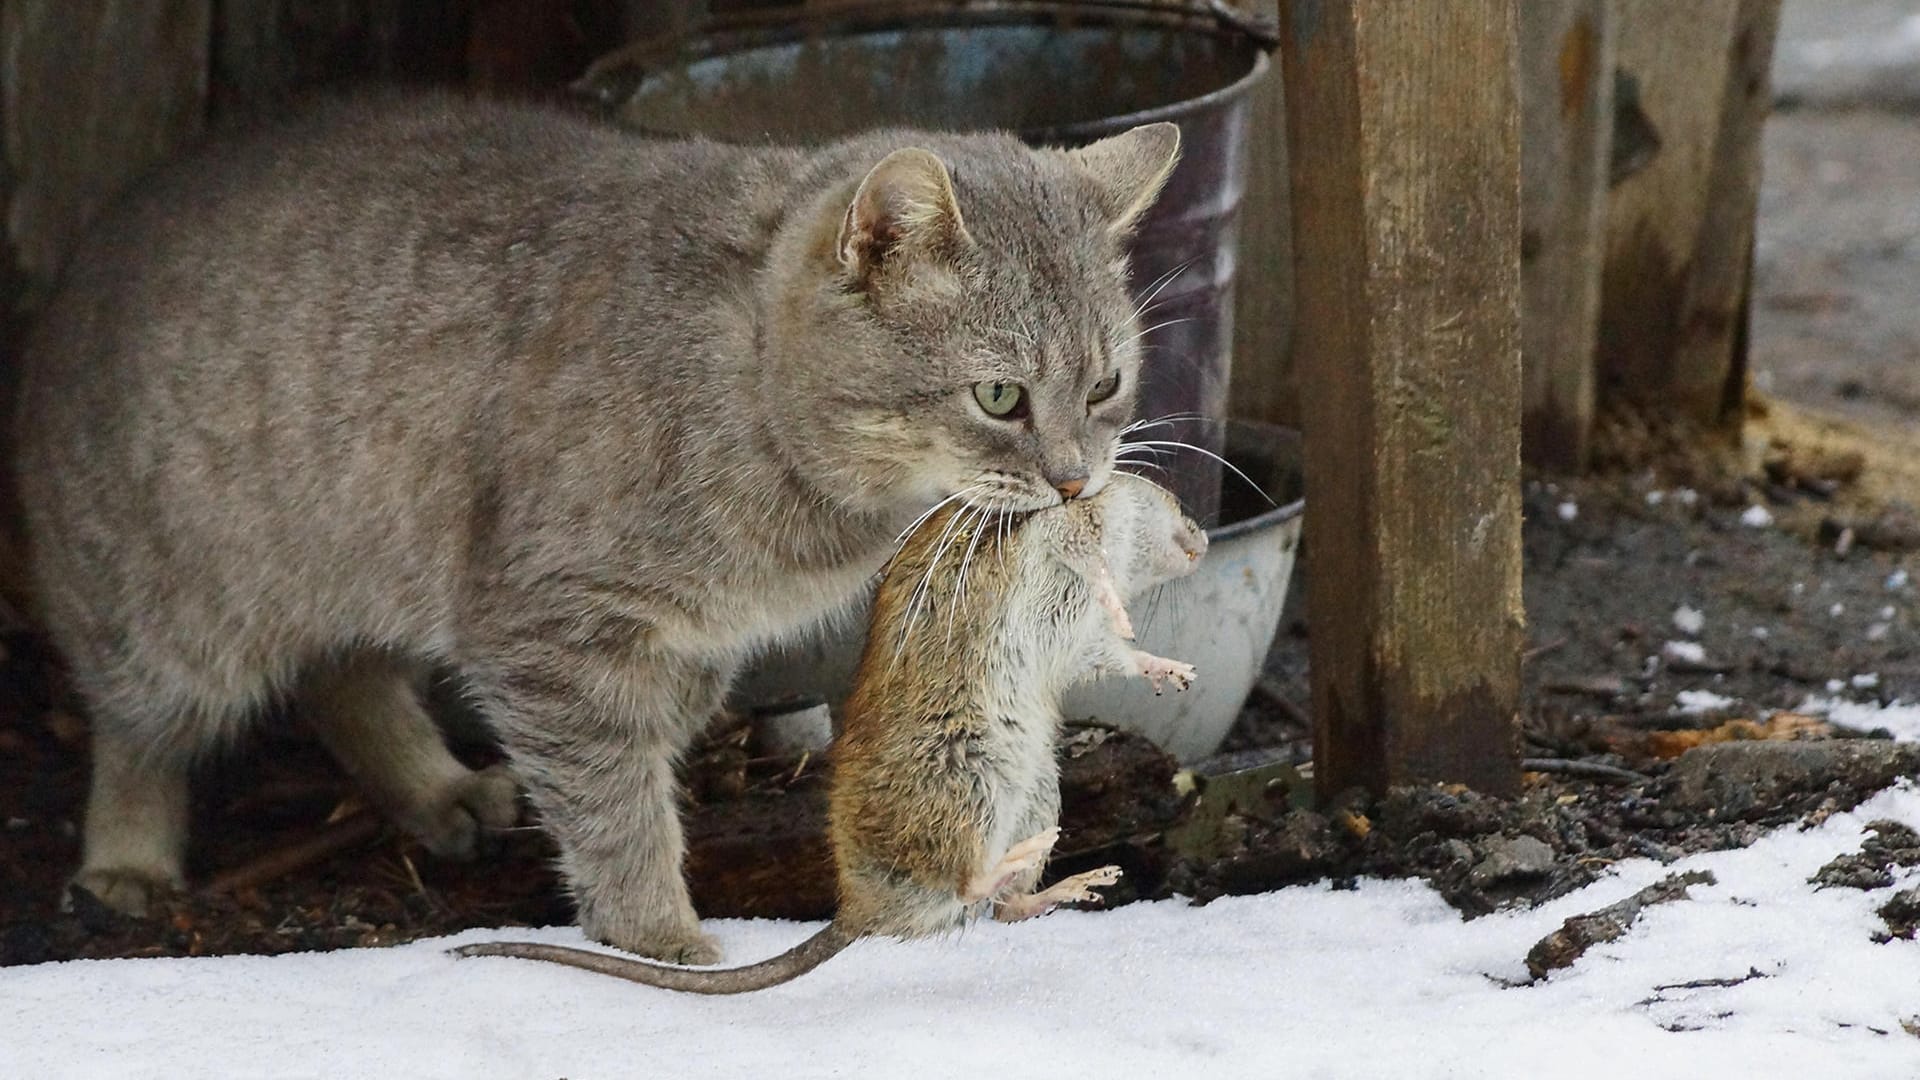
left=449, top=923, right=854, bottom=995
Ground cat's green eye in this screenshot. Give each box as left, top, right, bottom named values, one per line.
left=973, top=381, right=1027, bottom=419
left=1087, top=370, right=1122, bottom=404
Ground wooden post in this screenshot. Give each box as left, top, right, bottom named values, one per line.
left=1670, top=0, right=1781, bottom=423
left=1278, top=0, right=1526, bottom=797
left=1597, top=0, right=1779, bottom=429
left=1228, top=0, right=1298, bottom=431
left=2, top=0, right=213, bottom=615
left=1519, top=0, right=1615, bottom=472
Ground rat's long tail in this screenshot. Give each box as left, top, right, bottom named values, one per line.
left=449, top=923, right=853, bottom=995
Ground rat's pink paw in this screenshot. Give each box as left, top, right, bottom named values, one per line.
left=1132, top=651, right=1196, bottom=694
left=995, top=865, right=1125, bottom=922
left=964, top=827, right=1061, bottom=903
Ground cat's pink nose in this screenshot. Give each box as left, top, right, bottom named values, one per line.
left=1055, top=478, right=1085, bottom=501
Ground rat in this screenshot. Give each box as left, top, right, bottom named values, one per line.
left=451, top=471, right=1207, bottom=993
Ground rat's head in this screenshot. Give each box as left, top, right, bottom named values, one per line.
left=763, top=123, right=1182, bottom=520
left=1099, top=472, right=1207, bottom=595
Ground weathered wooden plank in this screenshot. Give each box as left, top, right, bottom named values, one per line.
left=211, top=0, right=474, bottom=113
left=1, top=0, right=213, bottom=615
left=1518, top=0, right=1615, bottom=473
left=1227, top=0, right=1297, bottom=431
left=1278, top=0, right=1525, bottom=797
left=1668, top=0, right=1781, bottom=425
left=2, top=0, right=211, bottom=292
left=1595, top=0, right=1745, bottom=425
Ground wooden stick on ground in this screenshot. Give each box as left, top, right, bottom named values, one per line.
left=1521, top=756, right=1652, bottom=786
left=1524, top=869, right=1716, bottom=980
left=203, top=810, right=383, bottom=896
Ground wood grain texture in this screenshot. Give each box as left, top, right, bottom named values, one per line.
left=1278, top=0, right=1525, bottom=797
left=1668, top=0, right=1781, bottom=425
left=1519, top=0, right=1615, bottom=472
left=1598, top=0, right=1778, bottom=428
left=1228, top=0, right=1297, bottom=430
left=1, top=0, right=212, bottom=616
left=2, top=0, right=211, bottom=288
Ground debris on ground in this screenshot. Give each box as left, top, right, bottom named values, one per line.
left=1811, top=820, right=1920, bottom=890
left=1523, top=870, right=1718, bottom=981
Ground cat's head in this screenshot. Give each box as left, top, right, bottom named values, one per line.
left=763, top=123, right=1181, bottom=521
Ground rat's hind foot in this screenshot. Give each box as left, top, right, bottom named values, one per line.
left=963, top=827, right=1061, bottom=903
left=1131, top=650, right=1196, bottom=694
left=995, top=865, right=1124, bottom=922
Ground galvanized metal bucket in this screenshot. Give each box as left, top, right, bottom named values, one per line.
left=581, top=1, right=1274, bottom=521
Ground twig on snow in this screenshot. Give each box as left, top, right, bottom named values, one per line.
left=1524, top=870, right=1717, bottom=981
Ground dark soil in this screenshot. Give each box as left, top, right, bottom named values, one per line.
left=3, top=452, right=1915, bottom=966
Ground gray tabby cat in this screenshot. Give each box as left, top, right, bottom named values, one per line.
left=13, top=92, right=1178, bottom=963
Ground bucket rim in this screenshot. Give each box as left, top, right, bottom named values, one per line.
left=1139, top=419, right=1306, bottom=544
left=581, top=1, right=1275, bottom=139
left=1026, top=47, right=1268, bottom=143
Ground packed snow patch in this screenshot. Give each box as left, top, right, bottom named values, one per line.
left=1671, top=605, right=1706, bottom=637
left=1802, top=696, right=1920, bottom=744
left=1677, top=689, right=1737, bottom=715
left=1662, top=640, right=1708, bottom=665
left=4, top=789, right=1919, bottom=1080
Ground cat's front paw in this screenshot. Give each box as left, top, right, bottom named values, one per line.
left=619, top=928, right=723, bottom=967
left=67, top=866, right=182, bottom=919
left=397, top=764, right=522, bottom=860
left=583, top=910, right=723, bottom=966
left=1131, top=651, right=1196, bottom=694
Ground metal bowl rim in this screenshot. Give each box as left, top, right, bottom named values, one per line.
left=1199, top=420, right=1304, bottom=544
left=601, top=4, right=1272, bottom=143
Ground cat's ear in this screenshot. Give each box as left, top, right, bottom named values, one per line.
left=1066, top=122, right=1182, bottom=236
left=837, top=147, right=970, bottom=281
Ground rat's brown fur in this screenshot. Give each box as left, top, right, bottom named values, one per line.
left=453, top=474, right=1205, bottom=992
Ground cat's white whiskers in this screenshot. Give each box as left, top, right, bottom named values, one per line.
left=894, top=499, right=980, bottom=660
left=895, top=484, right=989, bottom=545
left=1114, top=455, right=1170, bottom=476
left=1115, top=441, right=1177, bottom=461
left=1124, top=439, right=1275, bottom=505
left=1119, top=412, right=1206, bottom=439
left=1119, top=317, right=1195, bottom=351
left=946, top=502, right=996, bottom=646
left=1127, top=261, right=1192, bottom=324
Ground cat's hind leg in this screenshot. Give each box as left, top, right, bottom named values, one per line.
left=300, top=650, right=519, bottom=859
left=72, top=720, right=192, bottom=916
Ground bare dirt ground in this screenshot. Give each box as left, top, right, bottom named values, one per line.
left=3, top=1, right=1918, bottom=967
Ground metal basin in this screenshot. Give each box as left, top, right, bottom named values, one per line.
left=732, top=421, right=1305, bottom=763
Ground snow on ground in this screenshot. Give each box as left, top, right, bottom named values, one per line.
left=6, top=784, right=1919, bottom=1080
left=1806, top=695, right=1920, bottom=743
